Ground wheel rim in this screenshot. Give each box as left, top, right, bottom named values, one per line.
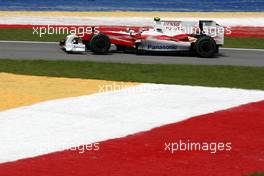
left=95, top=38, right=107, bottom=50
left=200, top=40, right=213, bottom=53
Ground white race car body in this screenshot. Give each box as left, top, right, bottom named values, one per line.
left=63, top=35, right=86, bottom=52
left=60, top=18, right=225, bottom=58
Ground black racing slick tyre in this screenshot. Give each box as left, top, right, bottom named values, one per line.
left=194, top=36, right=217, bottom=58
left=90, top=34, right=111, bottom=54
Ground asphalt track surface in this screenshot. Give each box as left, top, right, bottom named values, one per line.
left=0, top=41, right=264, bottom=67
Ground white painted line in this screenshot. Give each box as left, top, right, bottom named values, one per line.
left=221, top=48, right=264, bottom=52
left=0, top=40, right=57, bottom=44
left=1, top=17, right=264, bottom=26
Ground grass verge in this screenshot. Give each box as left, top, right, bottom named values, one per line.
left=250, top=173, right=264, bottom=176
left=0, top=28, right=264, bottom=49
left=0, top=28, right=65, bottom=42
left=224, top=37, right=264, bottom=49
left=0, top=59, right=264, bottom=90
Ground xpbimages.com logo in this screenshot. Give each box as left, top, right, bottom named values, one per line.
left=32, top=25, right=94, bottom=37
left=164, top=140, right=232, bottom=154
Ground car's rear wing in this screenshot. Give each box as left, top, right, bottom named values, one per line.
left=154, top=19, right=224, bottom=45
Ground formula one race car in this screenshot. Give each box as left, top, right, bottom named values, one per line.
left=60, top=17, right=224, bottom=58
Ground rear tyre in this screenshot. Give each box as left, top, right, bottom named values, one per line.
left=194, top=36, right=217, bottom=58
left=90, top=34, right=110, bottom=54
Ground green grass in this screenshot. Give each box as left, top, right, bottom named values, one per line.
left=1, top=59, right=264, bottom=90
left=224, top=37, right=264, bottom=49
left=0, top=28, right=65, bottom=42
left=250, top=173, right=264, bottom=176
left=1, top=28, right=264, bottom=49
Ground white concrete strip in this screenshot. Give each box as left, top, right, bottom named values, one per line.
left=0, top=84, right=264, bottom=163
left=0, top=17, right=264, bottom=26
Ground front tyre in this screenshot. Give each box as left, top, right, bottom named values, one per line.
left=194, top=36, right=217, bottom=58
left=90, top=34, right=110, bottom=54
left=83, top=40, right=90, bottom=50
